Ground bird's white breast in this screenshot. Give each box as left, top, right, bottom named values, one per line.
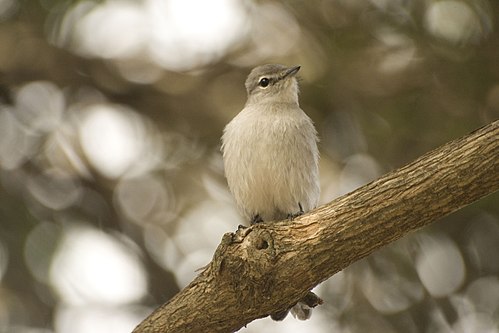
left=222, top=103, right=319, bottom=223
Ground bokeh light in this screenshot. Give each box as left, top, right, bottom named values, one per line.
left=78, top=104, right=162, bottom=179
left=54, top=304, right=147, bottom=333
left=15, top=81, right=65, bottom=133
left=58, top=0, right=250, bottom=72
left=416, top=234, right=466, bottom=297
left=114, top=174, right=177, bottom=225
left=0, top=106, right=36, bottom=170
left=49, top=223, right=147, bottom=305
left=424, top=0, right=492, bottom=45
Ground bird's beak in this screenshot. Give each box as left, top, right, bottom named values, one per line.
left=283, top=65, right=301, bottom=79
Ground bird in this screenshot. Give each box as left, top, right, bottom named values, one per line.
left=221, top=64, right=320, bottom=320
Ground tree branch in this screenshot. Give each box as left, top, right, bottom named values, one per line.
left=133, top=120, right=499, bottom=333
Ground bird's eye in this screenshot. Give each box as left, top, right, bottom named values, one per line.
left=258, top=77, right=270, bottom=88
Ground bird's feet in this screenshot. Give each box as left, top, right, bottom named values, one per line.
left=251, top=214, right=263, bottom=225
left=287, top=203, right=304, bottom=220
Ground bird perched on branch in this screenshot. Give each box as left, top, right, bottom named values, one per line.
left=221, top=64, right=321, bottom=321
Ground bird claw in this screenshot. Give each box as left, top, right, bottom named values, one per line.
left=287, top=203, right=304, bottom=220
left=250, top=214, right=263, bottom=225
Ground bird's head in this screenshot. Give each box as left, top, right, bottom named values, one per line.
left=245, top=64, right=301, bottom=105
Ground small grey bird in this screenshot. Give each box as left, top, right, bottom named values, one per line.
left=221, top=64, right=320, bottom=320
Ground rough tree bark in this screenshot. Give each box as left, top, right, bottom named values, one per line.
left=133, top=120, right=499, bottom=333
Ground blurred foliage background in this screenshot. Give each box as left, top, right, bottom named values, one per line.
left=0, top=0, right=498, bottom=332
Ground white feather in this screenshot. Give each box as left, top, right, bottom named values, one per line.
left=221, top=66, right=319, bottom=223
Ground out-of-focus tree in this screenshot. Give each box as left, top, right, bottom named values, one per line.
left=0, top=0, right=497, bottom=332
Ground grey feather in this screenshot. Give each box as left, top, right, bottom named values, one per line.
left=221, top=64, right=320, bottom=223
